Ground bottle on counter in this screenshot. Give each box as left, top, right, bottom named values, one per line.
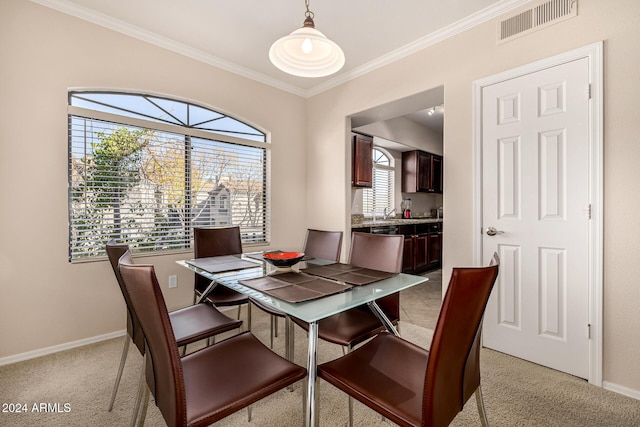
left=401, top=198, right=412, bottom=219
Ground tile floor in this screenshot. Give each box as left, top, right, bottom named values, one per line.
left=399, top=269, right=442, bottom=330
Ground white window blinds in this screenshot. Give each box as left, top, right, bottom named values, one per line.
left=362, top=148, right=395, bottom=217
left=68, top=92, right=269, bottom=260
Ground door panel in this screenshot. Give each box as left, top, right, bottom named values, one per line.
left=482, top=57, right=590, bottom=379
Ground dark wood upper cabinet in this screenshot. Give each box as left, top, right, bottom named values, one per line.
left=402, top=150, right=443, bottom=194
left=352, top=134, right=373, bottom=188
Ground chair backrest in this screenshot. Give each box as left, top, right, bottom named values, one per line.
left=348, top=232, right=403, bottom=273
left=422, top=253, right=500, bottom=427
left=193, top=226, right=243, bottom=292
left=118, top=252, right=187, bottom=427
left=303, top=229, right=343, bottom=262
left=106, top=240, right=145, bottom=354
left=349, top=232, right=404, bottom=318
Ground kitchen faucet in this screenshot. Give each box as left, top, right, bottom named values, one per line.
left=383, top=207, right=397, bottom=220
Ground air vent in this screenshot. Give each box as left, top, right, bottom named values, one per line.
left=498, top=0, right=577, bottom=44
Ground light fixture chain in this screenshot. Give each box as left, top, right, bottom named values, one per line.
left=304, top=0, right=314, bottom=19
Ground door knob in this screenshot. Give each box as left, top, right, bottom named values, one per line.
left=485, top=226, right=505, bottom=236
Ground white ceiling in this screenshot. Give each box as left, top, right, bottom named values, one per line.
left=36, top=0, right=530, bottom=97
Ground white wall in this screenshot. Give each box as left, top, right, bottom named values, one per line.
left=306, top=0, right=640, bottom=393
left=0, top=0, right=307, bottom=359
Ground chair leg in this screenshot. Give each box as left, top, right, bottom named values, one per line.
left=138, top=384, right=150, bottom=427
left=247, top=405, right=253, bottom=422
left=130, top=357, right=146, bottom=427
left=347, top=344, right=353, bottom=427
left=274, top=316, right=279, bottom=337
left=285, top=317, right=292, bottom=361
left=269, top=315, right=275, bottom=349
left=475, top=385, right=489, bottom=427
left=180, top=344, right=187, bottom=356
left=348, top=395, right=354, bottom=427
left=108, top=336, right=131, bottom=411
left=136, top=385, right=150, bottom=427
left=247, top=303, right=252, bottom=331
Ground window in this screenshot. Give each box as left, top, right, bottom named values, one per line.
left=68, top=91, right=269, bottom=261
left=362, top=148, right=395, bottom=217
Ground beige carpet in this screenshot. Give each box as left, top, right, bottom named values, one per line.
left=1, top=307, right=639, bottom=427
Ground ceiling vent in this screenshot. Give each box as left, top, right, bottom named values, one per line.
left=498, top=0, right=578, bottom=44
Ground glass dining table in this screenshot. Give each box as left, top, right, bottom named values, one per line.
left=177, top=254, right=428, bottom=427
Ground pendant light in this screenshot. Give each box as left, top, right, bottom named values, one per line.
left=269, top=0, right=345, bottom=78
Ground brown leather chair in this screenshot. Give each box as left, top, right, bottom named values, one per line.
left=106, top=241, right=242, bottom=412
left=193, top=226, right=251, bottom=326
left=251, top=229, right=343, bottom=352
left=291, top=232, right=404, bottom=351
left=118, top=253, right=307, bottom=427
left=317, top=254, right=500, bottom=427
left=303, top=228, right=343, bottom=262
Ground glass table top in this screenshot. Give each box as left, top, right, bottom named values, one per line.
left=177, top=254, right=428, bottom=323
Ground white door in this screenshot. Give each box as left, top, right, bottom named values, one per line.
left=481, top=57, right=591, bottom=379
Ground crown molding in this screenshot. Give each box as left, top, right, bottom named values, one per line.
left=32, top=0, right=532, bottom=99
left=30, top=0, right=308, bottom=97
left=305, top=0, right=532, bottom=97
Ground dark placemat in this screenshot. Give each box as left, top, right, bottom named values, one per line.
left=301, top=263, right=395, bottom=286
left=239, top=273, right=351, bottom=303
left=186, top=256, right=259, bottom=273
left=270, top=271, right=316, bottom=284
left=238, top=276, right=291, bottom=291
left=297, top=278, right=351, bottom=294
left=299, top=264, right=359, bottom=278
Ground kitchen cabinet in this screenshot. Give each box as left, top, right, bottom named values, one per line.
left=352, top=134, right=373, bottom=188
left=413, top=234, right=429, bottom=271
left=401, top=222, right=442, bottom=273
left=349, top=222, right=442, bottom=273
left=401, top=150, right=443, bottom=193
left=398, top=224, right=414, bottom=272
left=402, top=236, right=414, bottom=272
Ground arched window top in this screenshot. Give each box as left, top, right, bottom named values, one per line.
left=373, top=147, right=394, bottom=168
left=363, top=147, right=395, bottom=218
left=69, top=91, right=266, bottom=143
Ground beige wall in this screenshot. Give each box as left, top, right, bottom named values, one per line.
left=354, top=116, right=443, bottom=154
left=0, top=1, right=307, bottom=358
left=3, top=0, right=640, bottom=396
left=306, top=0, right=640, bottom=392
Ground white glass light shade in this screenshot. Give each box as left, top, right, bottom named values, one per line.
left=269, top=26, right=345, bottom=78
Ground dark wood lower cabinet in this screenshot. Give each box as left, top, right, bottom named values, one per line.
left=401, top=223, right=442, bottom=273
left=426, top=232, right=441, bottom=269
left=413, top=234, right=429, bottom=271
left=402, top=236, right=414, bottom=272
left=351, top=223, right=441, bottom=274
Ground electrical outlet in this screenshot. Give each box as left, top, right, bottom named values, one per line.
left=168, top=275, right=177, bottom=288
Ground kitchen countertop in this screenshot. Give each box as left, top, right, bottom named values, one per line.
left=352, top=217, right=443, bottom=228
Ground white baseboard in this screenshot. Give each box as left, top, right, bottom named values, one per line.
left=0, top=305, right=240, bottom=367
left=603, top=381, right=640, bottom=401
left=0, top=330, right=126, bottom=367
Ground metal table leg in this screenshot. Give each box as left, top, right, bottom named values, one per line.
left=305, top=321, right=319, bottom=427
left=367, top=300, right=400, bottom=336
left=196, top=280, right=219, bottom=304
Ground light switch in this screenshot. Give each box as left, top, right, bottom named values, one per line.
left=168, top=275, right=178, bottom=288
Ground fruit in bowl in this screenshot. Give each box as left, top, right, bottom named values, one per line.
left=262, top=251, right=305, bottom=267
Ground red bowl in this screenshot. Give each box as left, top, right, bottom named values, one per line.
left=262, top=251, right=305, bottom=267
